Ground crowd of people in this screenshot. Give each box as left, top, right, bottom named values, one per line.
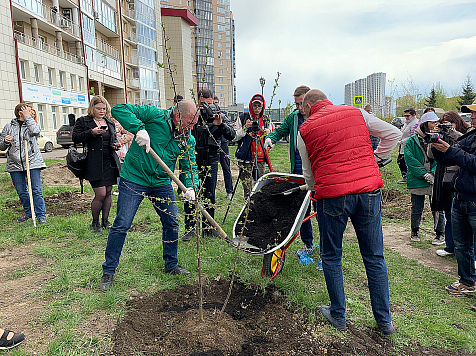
left=1, top=88, right=476, bottom=347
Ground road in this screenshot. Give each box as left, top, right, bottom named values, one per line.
left=0, top=147, right=68, bottom=164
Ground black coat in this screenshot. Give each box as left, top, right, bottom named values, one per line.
left=72, top=115, right=121, bottom=182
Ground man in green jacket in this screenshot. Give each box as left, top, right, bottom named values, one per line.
left=99, top=100, right=199, bottom=291
left=264, top=85, right=317, bottom=257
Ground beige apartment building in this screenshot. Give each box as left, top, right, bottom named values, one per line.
left=1, top=0, right=196, bottom=140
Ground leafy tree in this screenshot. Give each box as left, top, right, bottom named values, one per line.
left=425, top=88, right=437, bottom=107
left=458, top=75, right=476, bottom=106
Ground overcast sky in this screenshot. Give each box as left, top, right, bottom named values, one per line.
left=231, top=0, right=476, bottom=108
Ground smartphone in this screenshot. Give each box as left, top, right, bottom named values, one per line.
left=100, top=125, right=107, bottom=130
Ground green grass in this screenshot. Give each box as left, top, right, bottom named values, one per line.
left=0, top=145, right=474, bottom=355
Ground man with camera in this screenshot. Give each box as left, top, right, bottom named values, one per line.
left=431, top=102, right=476, bottom=309
left=397, top=107, right=418, bottom=184
left=181, top=89, right=235, bottom=241
left=233, top=94, right=273, bottom=197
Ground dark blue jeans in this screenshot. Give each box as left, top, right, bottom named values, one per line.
left=294, top=163, right=313, bottom=248
left=451, top=199, right=476, bottom=287
left=315, top=190, right=391, bottom=325
left=220, top=138, right=233, bottom=194
left=102, top=178, right=180, bottom=273
left=184, top=161, right=219, bottom=230
left=10, top=169, right=46, bottom=220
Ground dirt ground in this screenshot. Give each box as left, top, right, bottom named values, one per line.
left=0, top=163, right=469, bottom=355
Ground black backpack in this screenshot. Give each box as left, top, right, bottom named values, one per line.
left=66, top=146, right=87, bottom=193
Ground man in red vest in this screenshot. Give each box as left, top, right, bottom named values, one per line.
left=297, top=89, right=401, bottom=334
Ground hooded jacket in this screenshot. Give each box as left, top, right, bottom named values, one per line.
left=404, top=127, right=437, bottom=189
left=0, top=115, right=46, bottom=172
left=234, top=94, right=272, bottom=162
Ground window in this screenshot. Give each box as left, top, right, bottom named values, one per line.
left=52, top=106, right=57, bottom=130
left=217, top=25, right=225, bottom=32
left=217, top=42, right=222, bottom=48
left=59, top=71, right=64, bottom=88
left=219, top=60, right=223, bottom=65
left=217, top=16, right=226, bottom=23
left=220, top=94, right=224, bottom=98
left=81, top=109, right=86, bottom=115
left=124, top=45, right=129, bottom=56
left=19, top=60, right=26, bottom=79
left=226, top=55, right=230, bottom=59
left=48, top=68, right=53, bottom=85
left=78, top=77, right=83, bottom=91
left=33, top=64, right=40, bottom=82
left=73, top=108, right=78, bottom=117
left=187, top=1, right=191, bottom=6
left=219, top=85, right=223, bottom=90
left=218, top=51, right=222, bottom=57
left=37, top=104, right=44, bottom=129
left=218, top=68, right=223, bottom=74
left=70, top=74, right=75, bottom=90
left=179, top=0, right=182, bottom=4
left=217, top=34, right=222, bottom=40
left=218, top=77, right=223, bottom=82
left=62, top=107, right=67, bottom=124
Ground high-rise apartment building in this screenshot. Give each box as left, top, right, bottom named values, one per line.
left=344, top=72, right=387, bottom=116
left=160, top=0, right=235, bottom=108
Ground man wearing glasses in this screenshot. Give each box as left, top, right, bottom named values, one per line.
left=264, top=86, right=318, bottom=257
left=396, top=107, right=418, bottom=184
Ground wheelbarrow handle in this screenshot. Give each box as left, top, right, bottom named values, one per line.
left=147, top=147, right=229, bottom=240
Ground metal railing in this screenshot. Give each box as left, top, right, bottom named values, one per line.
left=14, top=31, right=83, bottom=64
left=95, top=37, right=120, bottom=60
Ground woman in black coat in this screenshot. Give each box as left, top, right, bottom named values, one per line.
left=72, top=95, right=121, bottom=232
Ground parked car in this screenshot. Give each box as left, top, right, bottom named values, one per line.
left=271, top=121, right=289, bottom=142
left=56, top=124, right=74, bottom=148
left=0, top=134, right=54, bottom=156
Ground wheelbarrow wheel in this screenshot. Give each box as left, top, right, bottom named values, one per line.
left=262, top=249, right=285, bottom=278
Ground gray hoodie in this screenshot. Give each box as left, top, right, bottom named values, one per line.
left=0, top=115, right=46, bottom=172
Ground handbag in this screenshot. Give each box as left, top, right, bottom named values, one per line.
left=66, top=146, right=87, bottom=193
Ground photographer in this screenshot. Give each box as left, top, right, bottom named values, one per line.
left=431, top=102, right=476, bottom=306
left=233, top=94, right=273, bottom=197
left=404, top=112, right=445, bottom=243
left=181, top=89, right=235, bottom=241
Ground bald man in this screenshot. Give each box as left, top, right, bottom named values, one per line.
left=297, top=90, right=401, bottom=334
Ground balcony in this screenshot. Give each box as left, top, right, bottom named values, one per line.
left=122, top=7, right=136, bottom=21
left=14, top=31, right=83, bottom=65
left=125, top=32, right=137, bottom=43
left=12, top=0, right=81, bottom=38
left=127, top=78, right=140, bottom=89
left=96, top=37, right=120, bottom=60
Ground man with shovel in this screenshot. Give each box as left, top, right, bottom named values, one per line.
left=99, top=100, right=199, bottom=291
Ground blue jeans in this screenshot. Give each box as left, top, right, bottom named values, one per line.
left=10, top=169, right=46, bottom=220
left=294, top=163, right=313, bottom=248
left=451, top=199, right=476, bottom=287
left=410, top=194, right=445, bottom=233
left=102, top=178, right=180, bottom=273
left=315, top=190, right=391, bottom=325
left=220, top=138, right=233, bottom=194
left=184, top=161, right=219, bottom=230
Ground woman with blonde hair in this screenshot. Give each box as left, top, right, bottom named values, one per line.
left=73, top=96, right=121, bottom=232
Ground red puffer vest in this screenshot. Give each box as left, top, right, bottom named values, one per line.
left=300, top=100, right=382, bottom=199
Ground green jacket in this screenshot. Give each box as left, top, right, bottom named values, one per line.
left=111, top=104, right=198, bottom=188
left=404, top=133, right=436, bottom=189
left=267, top=109, right=300, bottom=172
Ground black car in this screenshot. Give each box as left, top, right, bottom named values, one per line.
left=56, top=124, right=74, bottom=148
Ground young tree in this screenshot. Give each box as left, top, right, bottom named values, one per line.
left=425, top=88, right=437, bottom=107
left=458, top=75, right=476, bottom=106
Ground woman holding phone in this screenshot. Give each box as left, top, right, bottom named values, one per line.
left=73, top=96, right=121, bottom=233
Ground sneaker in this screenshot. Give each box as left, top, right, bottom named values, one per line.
left=378, top=322, right=396, bottom=336
left=182, top=230, right=196, bottom=241
left=397, top=178, right=407, bottom=184
left=226, top=193, right=233, bottom=200
left=436, top=249, right=454, bottom=257
left=316, top=260, right=323, bottom=271
left=432, top=234, right=445, bottom=246
left=92, top=220, right=102, bottom=233
left=38, top=218, right=46, bottom=224
left=0, top=329, right=25, bottom=350
left=17, top=215, right=31, bottom=223
left=205, top=229, right=221, bottom=238
left=102, top=219, right=112, bottom=229
left=410, top=229, right=420, bottom=242
left=99, top=273, right=114, bottom=291
left=446, top=281, right=476, bottom=295
left=165, top=265, right=191, bottom=275
left=320, top=305, right=346, bottom=331
left=296, top=245, right=314, bottom=257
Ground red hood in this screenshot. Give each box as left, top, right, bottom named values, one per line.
left=248, top=94, right=266, bottom=120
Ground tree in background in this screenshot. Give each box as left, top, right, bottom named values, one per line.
left=458, top=75, right=476, bottom=107
left=425, top=88, right=437, bottom=107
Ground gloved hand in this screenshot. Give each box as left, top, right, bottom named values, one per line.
left=424, top=173, right=435, bottom=185
left=135, top=129, right=150, bottom=153
left=182, top=188, right=196, bottom=201
left=264, top=138, right=275, bottom=151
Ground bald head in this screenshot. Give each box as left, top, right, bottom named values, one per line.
left=173, top=99, right=198, bottom=132
left=302, top=90, right=327, bottom=117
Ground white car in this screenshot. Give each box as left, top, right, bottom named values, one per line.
left=0, top=134, right=54, bottom=156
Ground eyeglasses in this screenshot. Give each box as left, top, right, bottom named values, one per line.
left=251, top=103, right=263, bottom=108
left=404, top=114, right=411, bottom=117
left=295, top=102, right=303, bottom=108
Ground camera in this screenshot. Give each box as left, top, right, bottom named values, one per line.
left=251, top=120, right=260, bottom=133
left=424, top=123, right=453, bottom=144
left=199, top=102, right=221, bottom=124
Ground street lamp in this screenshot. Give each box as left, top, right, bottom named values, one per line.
left=278, top=99, right=281, bottom=121
left=259, top=77, right=265, bottom=96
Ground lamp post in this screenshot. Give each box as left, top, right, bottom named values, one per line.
left=259, top=77, right=265, bottom=96
left=278, top=99, right=281, bottom=121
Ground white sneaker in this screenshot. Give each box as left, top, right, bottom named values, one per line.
left=432, top=235, right=445, bottom=246
left=436, top=249, right=453, bottom=257
left=226, top=193, right=233, bottom=200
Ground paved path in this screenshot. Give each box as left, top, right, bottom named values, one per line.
left=0, top=147, right=68, bottom=164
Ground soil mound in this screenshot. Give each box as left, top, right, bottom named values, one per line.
left=42, top=161, right=82, bottom=187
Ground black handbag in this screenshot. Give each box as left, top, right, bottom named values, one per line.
left=66, top=146, right=87, bottom=193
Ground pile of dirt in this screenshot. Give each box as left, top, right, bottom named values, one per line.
left=381, top=188, right=432, bottom=222
left=234, top=181, right=307, bottom=251
left=43, top=190, right=93, bottom=216
left=42, top=161, right=82, bottom=187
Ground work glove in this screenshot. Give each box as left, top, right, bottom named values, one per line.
left=423, top=173, right=435, bottom=185
left=135, top=129, right=150, bottom=153
left=264, top=138, right=275, bottom=151
left=182, top=188, right=196, bottom=201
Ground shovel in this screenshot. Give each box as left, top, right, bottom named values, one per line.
left=147, top=147, right=231, bottom=243
left=24, top=140, right=37, bottom=228
left=271, top=184, right=308, bottom=196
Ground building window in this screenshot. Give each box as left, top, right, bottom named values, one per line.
left=81, top=109, right=86, bottom=115
left=70, top=74, right=75, bottom=90
left=179, top=0, right=182, bottom=4
left=217, top=15, right=226, bottom=23
left=59, top=71, right=64, bottom=88
left=37, top=104, right=44, bottom=129
left=217, top=42, right=222, bottom=48
left=62, top=107, right=67, bottom=124
left=33, top=64, right=40, bottom=82
left=19, top=60, right=26, bottom=79
left=218, top=51, right=222, bottom=57
left=220, top=85, right=223, bottom=90
left=78, top=77, right=83, bottom=91
left=52, top=106, right=57, bottom=130
left=48, top=68, right=53, bottom=85
left=219, top=60, right=223, bottom=65
left=217, top=34, right=222, bottom=40
left=220, top=94, right=224, bottom=98
left=219, top=68, right=223, bottom=74
left=218, top=77, right=223, bottom=82
left=187, top=1, right=191, bottom=6
left=217, top=25, right=225, bottom=32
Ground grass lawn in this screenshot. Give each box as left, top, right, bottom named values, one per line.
left=0, top=147, right=475, bottom=355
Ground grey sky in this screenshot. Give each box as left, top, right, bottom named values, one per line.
left=232, top=0, right=476, bottom=109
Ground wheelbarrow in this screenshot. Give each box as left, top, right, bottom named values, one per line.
left=231, top=172, right=316, bottom=279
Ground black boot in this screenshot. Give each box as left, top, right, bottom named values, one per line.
left=102, top=218, right=112, bottom=229
left=92, top=220, right=102, bottom=233
left=410, top=227, right=420, bottom=242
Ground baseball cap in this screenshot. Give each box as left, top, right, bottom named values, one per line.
left=251, top=95, right=264, bottom=105
left=419, top=112, right=439, bottom=124
left=461, top=102, right=476, bottom=113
